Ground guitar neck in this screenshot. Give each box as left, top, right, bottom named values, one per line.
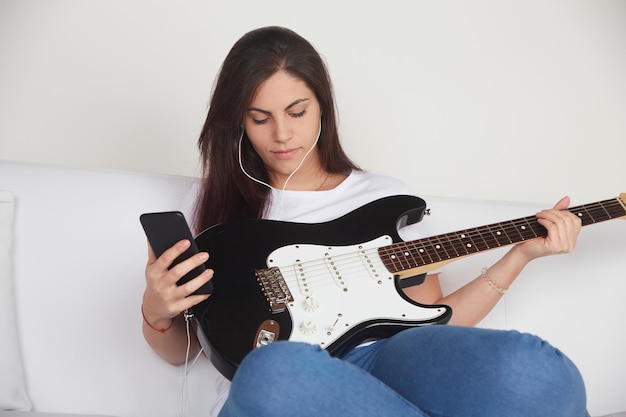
left=380, top=195, right=626, bottom=277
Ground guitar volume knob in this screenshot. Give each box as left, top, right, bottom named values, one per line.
left=299, top=320, right=317, bottom=335
left=302, top=297, right=319, bottom=312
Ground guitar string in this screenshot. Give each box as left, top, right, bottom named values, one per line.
left=279, top=224, right=539, bottom=291
left=279, top=248, right=384, bottom=288
left=276, top=220, right=534, bottom=292
left=236, top=114, right=622, bottom=293
left=273, top=198, right=625, bottom=292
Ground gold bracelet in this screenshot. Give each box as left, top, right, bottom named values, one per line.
left=481, top=267, right=510, bottom=295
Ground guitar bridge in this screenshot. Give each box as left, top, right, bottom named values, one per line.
left=255, top=267, right=294, bottom=313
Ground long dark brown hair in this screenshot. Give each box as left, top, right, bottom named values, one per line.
left=194, top=26, right=359, bottom=232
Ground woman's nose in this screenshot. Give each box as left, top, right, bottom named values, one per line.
left=274, top=118, right=292, bottom=143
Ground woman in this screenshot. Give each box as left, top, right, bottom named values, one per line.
left=142, top=26, right=587, bottom=417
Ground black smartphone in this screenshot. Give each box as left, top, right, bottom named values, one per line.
left=140, top=211, right=213, bottom=295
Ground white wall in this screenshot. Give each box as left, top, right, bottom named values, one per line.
left=1, top=0, right=625, bottom=205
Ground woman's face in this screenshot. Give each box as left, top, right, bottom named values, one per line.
left=243, top=71, right=323, bottom=189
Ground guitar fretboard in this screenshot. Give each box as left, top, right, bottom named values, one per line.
left=379, top=197, right=626, bottom=274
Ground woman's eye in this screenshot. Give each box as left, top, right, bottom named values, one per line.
left=252, top=118, right=269, bottom=125
left=290, top=110, right=306, bottom=118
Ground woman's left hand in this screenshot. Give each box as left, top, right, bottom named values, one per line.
left=515, top=196, right=582, bottom=261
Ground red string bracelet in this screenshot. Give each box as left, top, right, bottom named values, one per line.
left=141, top=305, right=174, bottom=333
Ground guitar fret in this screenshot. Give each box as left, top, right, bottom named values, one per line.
left=576, top=205, right=596, bottom=224
left=397, top=254, right=413, bottom=271
left=596, top=201, right=613, bottom=220
left=588, top=202, right=611, bottom=222
left=418, top=240, right=440, bottom=263
left=433, top=236, right=452, bottom=261
left=502, top=220, right=525, bottom=242
left=399, top=242, right=422, bottom=268
left=457, top=229, right=475, bottom=252
left=581, top=204, right=610, bottom=223
left=438, top=235, right=459, bottom=258
left=486, top=224, right=511, bottom=245
left=417, top=241, right=437, bottom=265
left=517, top=217, right=540, bottom=240
left=480, top=227, right=497, bottom=248
left=380, top=246, right=404, bottom=273
left=570, top=199, right=625, bottom=225
left=470, top=228, right=491, bottom=251
left=411, top=242, right=429, bottom=266
left=432, top=236, right=453, bottom=261
left=492, top=223, right=510, bottom=243
left=380, top=196, right=625, bottom=274
left=609, top=199, right=626, bottom=216
left=447, top=232, right=469, bottom=256
left=458, top=230, right=476, bottom=252
left=398, top=243, right=419, bottom=270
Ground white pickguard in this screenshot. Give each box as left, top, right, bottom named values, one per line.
left=265, top=236, right=448, bottom=348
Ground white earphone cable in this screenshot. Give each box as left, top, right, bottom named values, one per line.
left=178, top=310, right=204, bottom=417
left=238, top=120, right=322, bottom=219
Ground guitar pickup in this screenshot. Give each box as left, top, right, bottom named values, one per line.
left=255, top=267, right=294, bottom=313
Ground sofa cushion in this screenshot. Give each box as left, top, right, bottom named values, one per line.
left=0, top=191, right=32, bottom=411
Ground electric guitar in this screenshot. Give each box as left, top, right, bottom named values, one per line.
left=192, top=193, right=626, bottom=380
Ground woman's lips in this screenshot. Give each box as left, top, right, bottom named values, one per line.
left=272, top=148, right=299, bottom=160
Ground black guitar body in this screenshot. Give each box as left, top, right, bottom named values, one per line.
left=192, top=195, right=452, bottom=380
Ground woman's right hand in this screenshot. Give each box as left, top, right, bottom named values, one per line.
left=142, top=239, right=213, bottom=329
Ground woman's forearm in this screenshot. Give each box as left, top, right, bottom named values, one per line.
left=142, top=314, right=202, bottom=366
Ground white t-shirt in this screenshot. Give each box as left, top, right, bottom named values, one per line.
left=193, top=170, right=424, bottom=416
left=264, top=170, right=422, bottom=241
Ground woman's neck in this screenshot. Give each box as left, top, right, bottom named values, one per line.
left=270, top=169, right=348, bottom=191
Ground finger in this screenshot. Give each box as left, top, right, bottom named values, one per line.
left=552, top=195, right=570, bottom=210
left=156, top=239, right=192, bottom=270
left=536, top=211, right=579, bottom=252
left=146, top=240, right=157, bottom=263
left=178, top=268, right=214, bottom=297
left=537, top=196, right=573, bottom=222
left=181, top=294, right=211, bottom=311
left=539, top=205, right=581, bottom=230
left=145, top=239, right=193, bottom=287
left=172, top=294, right=211, bottom=317
left=536, top=216, right=565, bottom=241
left=169, top=251, right=210, bottom=282
left=169, top=270, right=213, bottom=314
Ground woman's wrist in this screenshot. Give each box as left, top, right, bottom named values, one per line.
left=141, top=304, right=174, bottom=333
left=480, top=267, right=510, bottom=295
left=477, top=246, right=531, bottom=296
left=505, top=244, right=535, bottom=268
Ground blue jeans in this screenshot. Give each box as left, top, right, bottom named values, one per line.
left=218, top=326, right=589, bottom=417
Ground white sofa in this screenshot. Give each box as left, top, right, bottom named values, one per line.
left=1, top=160, right=625, bottom=417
